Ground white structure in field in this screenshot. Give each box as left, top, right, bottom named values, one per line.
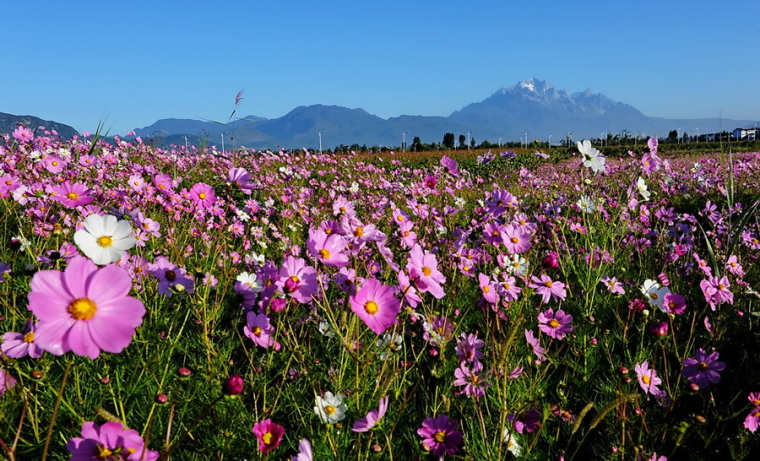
left=732, top=127, right=758, bottom=140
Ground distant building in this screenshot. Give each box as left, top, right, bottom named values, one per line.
left=732, top=127, right=758, bottom=140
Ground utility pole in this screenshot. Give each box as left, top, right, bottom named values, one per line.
left=402, top=132, right=406, bottom=152
left=548, top=134, right=552, bottom=147
left=318, top=131, right=322, bottom=154
left=498, top=137, right=502, bottom=147
left=221, top=133, right=224, bottom=154
left=184, top=136, right=188, bottom=150
left=467, top=131, right=471, bottom=150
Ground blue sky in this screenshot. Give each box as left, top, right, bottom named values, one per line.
left=2, top=0, right=758, bottom=133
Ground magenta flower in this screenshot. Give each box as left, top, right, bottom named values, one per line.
left=0, top=174, right=20, bottom=198
left=66, top=421, right=158, bottom=461
left=251, top=418, right=285, bottom=454
left=508, top=408, right=541, bottom=434
left=148, top=256, right=194, bottom=296
left=455, top=332, right=484, bottom=365
left=537, top=308, right=573, bottom=340
left=28, top=256, right=146, bottom=359
left=453, top=362, right=489, bottom=398
left=12, top=125, right=33, bottom=143
left=600, top=276, right=625, bottom=295
left=503, top=224, right=532, bottom=254
left=525, top=329, right=545, bottom=363
left=228, top=167, right=255, bottom=194
left=682, top=348, right=726, bottom=389
left=49, top=181, right=94, bottom=208
left=440, top=155, right=459, bottom=176
left=529, top=274, right=567, bottom=304
left=744, top=408, right=760, bottom=433
left=291, top=439, right=313, bottom=461
left=277, top=256, right=318, bottom=304
left=407, top=244, right=446, bottom=299
left=497, top=275, right=521, bottom=302
left=44, top=155, right=66, bottom=173
left=153, top=174, right=173, bottom=193
left=478, top=273, right=499, bottom=304
left=417, top=415, right=462, bottom=456
left=350, top=278, right=400, bottom=335
left=635, top=361, right=664, bottom=397
left=700, top=276, right=733, bottom=310
left=663, top=292, right=686, bottom=315
left=0, top=369, right=16, bottom=396
left=352, top=395, right=389, bottom=432
left=244, top=312, right=275, bottom=348
left=1, top=320, right=44, bottom=358
left=189, top=182, right=216, bottom=208
left=397, top=271, right=422, bottom=308
left=307, top=228, right=349, bottom=267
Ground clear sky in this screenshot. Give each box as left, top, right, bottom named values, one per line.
left=2, top=0, right=758, bottom=133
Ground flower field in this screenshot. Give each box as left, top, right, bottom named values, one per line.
left=1, top=126, right=760, bottom=460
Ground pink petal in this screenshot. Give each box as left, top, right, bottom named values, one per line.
left=28, top=291, right=70, bottom=321
left=63, top=321, right=101, bottom=359
left=87, top=312, right=138, bottom=354
left=64, top=257, right=96, bottom=297
left=86, top=264, right=132, bottom=305
left=34, top=319, right=76, bottom=355
left=30, top=270, right=69, bottom=299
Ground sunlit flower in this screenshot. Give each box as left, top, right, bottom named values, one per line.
left=315, top=391, right=346, bottom=424
left=74, top=214, right=136, bottom=265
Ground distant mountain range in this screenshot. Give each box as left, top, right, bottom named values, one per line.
left=133, top=79, right=758, bottom=148
left=3, top=79, right=758, bottom=148
left=0, top=112, right=79, bottom=139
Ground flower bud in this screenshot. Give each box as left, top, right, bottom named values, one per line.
left=224, top=374, right=244, bottom=395
left=649, top=321, right=668, bottom=337
left=543, top=252, right=559, bottom=269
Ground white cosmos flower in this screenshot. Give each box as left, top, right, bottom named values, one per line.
left=636, top=177, right=650, bottom=201
left=73, top=214, right=136, bottom=265
left=576, top=195, right=595, bottom=213
left=507, top=254, right=529, bottom=277
left=314, top=391, right=346, bottom=424
left=502, top=429, right=522, bottom=457
left=640, top=279, right=670, bottom=311
left=236, top=272, right=263, bottom=293
left=577, top=140, right=606, bottom=175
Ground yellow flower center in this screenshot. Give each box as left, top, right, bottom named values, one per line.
left=96, top=444, right=113, bottom=458
left=549, top=319, right=560, bottom=328
left=697, top=361, right=708, bottom=371
left=198, top=192, right=206, bottom=199
left=649, top=292, right=658, bottom=300
left=492, top=231, right=499, bottom=236
left=397, top=215, right=404, bottom=222
left=434, top=431, right=446, bottom=443
left=325, top=228, right=332, bottom=234
left=253, top=327, right=262, bottom=336
left=290, top=275, right=300, bottom=283
left=511, top=237, right=519, bottom=244
left=68, top=298, right=97, bottom=320
left=753, top=399, right=760, bottom=406
left=4, top=180, right=11, bottom=185
left=717, top=284, right=725, bottom=290
left=51, top=161, right=58, bottom=166
left=354, top=226, right=364, bottom=237
left=642, top=375, right=650, bottom=385
left=262, top=431, right=273, bottom=445
left=97, top=235, right=113, bottom=247
left=469, top=375, right=479, bottom=384
left=483, top=285, right=490, bottom=293
left=320, top=249, right=331, bottom=259
left=325, top=405, right=336, bottom=415
left=66, top=192, right=79, bottom=200
left=545, top=281, right=553, bottom=288
left=422, top=266, right=432, bottom=277
left=23, top=332, right=35, bottom=343
left=365, top=300, right=379, bottom=315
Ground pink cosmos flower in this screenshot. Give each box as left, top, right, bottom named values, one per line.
left=503, top=224, right=531, bottom=254
left=349, top=278, right=400, bottom=335
left=407, top=244, right=446, bottom=299
left=251, top=418, right=285, bottom=454
left=455, top=332, right=484, bottom=365
left=66, top=421, right=158, bottom=461
left=307, top=227, right=349, bottom=267
left=529, top=274, right=567, bottom=304
left=44, top=155, right=66, bottom=173
left=12, top=125, right=33, bottom=143
left=277, top=256, right=318, bottom=304
left=148, top=257, right=194, bottom=296
left=49, top=182, right=94, bottom=208
left=525, top=329, right=545, bottom=363
left=700, top=276, right=733, bottom=310
left=744, top=408, right=760, bottom=433
left=0, top=174, right=20, bottom=198
left=397, top=271, right=422, bottom=308
left=189, top=182, right=216, bottom=208
left=663, top=292, right=686, bottom=315
left=153, top=174, right=173, bottom=193
left=537, top=308, right=573, bottom=340
left=28, top=256, right=146, bottom=359
left=453, top=362, right=489, bottom=398
left=725, top=255, right=745, bottom=277
left=417, top=415, right=462, bottom=456
left=600, top=276, right=625, bottom=295
left=228, top=167, right=255, bottom=194
left=497, top=275, right=521, bottom=302
left=682, top=348, right=726, bottom=389
left=2, top=320, right=44, bottom=358
left=478, top=273, right=499, bottom=304
left=635, top=361, right=664, bottom=397
left=291, top=439, right=313, bottom=461
left=352, top=395, right=389, bottom=432
left=244, top=312, right=275, bottom=348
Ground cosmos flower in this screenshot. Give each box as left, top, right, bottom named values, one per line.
left=277, top=256, right=318, bottom=304
left=291, top=439, right=313, bottom=461
left=66, top=421, right=158, bottom=461
left=251, top=419, right=285, bottom=454
left=478, top=273, right=499, bottom=304
left=682, top=349, right=726, bottom=389
left=635, top=361, right=664, bottom=397
left=503, top=224, right=532, bottom=254
left=49, top=182, right=94, bottom=208
left=417, top=415, right=462, bottom=457
left=314, top=391, right=347, bottom=424
left=352, top=395, right=389, bottom=432
left=700, top=276, right=733, bottom=310
left=243, top=312, right=275, bottom=348
left=407, top=244, right=446, bottom=299
left=640, top=279, right=670, bottom=311
left=455, top=332, right=484, bottom=365
left=636, top=177, right=651, bottom=200
left=508, top=409, right=541, bottom=434
left=453, top=362, right=489, bottom=398
left=27, top=257, right=145, bottom=359
left=350, top=278, right=400, bottom=335
left=529, top=274, right=567, bottom=304
left=1, top=320, right=44, bottom=358
left=577, top=140, right=606, bottom=174
left=537, top=308, right=573, bottom=340
left=663, top=292, right=686, bottom=315
left=307, top=227, right=349, bottom=267
left=189, top=182, right=216, bottom=208
left=525, top=329, right=545, bottom=363
left=600, top=276, right=625, bottom=295
left=74, top=214, right=136, bottom=265
left=148, top=257, right=194, bottom=296
left=235, top=271, right=263, bottom=307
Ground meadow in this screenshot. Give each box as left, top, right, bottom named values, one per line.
left=1, top=125, right=759, bottom=460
